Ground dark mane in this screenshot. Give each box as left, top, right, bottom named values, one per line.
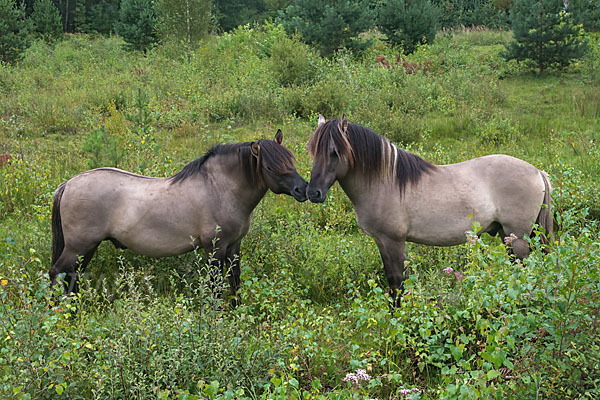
left=170, top=140, right=295, bottom=185
left=307, top=119, right=436, bottom=190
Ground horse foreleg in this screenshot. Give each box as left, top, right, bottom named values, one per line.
left=374, top=237, right=407, bottom=308
left=205, top=242, right=229, bottom=300
left=226, top=241, right=242, bottom=308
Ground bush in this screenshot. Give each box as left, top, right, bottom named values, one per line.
left=268, top=35, right=320, bottom=87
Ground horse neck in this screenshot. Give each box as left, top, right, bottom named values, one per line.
left=338, top=169, right=391, bottom=210
left=205, top=154, right=268, bottom=213
left=338, top=171, right=371, bottom=207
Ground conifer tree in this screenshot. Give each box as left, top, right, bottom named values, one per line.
left=0, top=0, right=30, bottom=63
left=278, top=0, right=375, bottom=57
left=115, top=0, right=158, bottom=52
left=569, top=0, right=600, bottom=32
left=504, top=0, right=588, bottom=72
left=31, top=0, right=63, bottom=41
left=378, top=0, right=440, bottom=54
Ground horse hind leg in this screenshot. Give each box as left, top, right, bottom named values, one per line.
left=500, top=223, right=532, bottom=260
left=49, top=245, right=98, bottom=296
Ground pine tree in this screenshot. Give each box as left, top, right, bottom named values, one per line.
left=0, top=0, right=31, bottom=63
left=569, top=0, right=600, bottom=32
left=378, top=0, right=440, bottom=54
left=504, top=0, right=588, bottom=72
left=115, top=0, right=158, bottom=52
left=278, top=0, right=375, bottom=57
left=155, top=0, right=212, bottom=45
left=31, top=0, right=63, bottom=41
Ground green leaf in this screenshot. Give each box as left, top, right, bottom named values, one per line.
left=487, top=370, right=501, bottom=380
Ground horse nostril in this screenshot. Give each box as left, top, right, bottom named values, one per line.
left=308, top=189, right=322, bottom=199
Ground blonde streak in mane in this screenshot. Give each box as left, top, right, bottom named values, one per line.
left=390, top=141, right=398, bottom=181
left=381, top=138, right=396, bottom=183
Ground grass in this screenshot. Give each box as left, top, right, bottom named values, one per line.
left=1, top=28, right=600, bottom=399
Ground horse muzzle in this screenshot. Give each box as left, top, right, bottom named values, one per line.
left=292, top=183, right=308, bottom=202
left=307, top=188, right=326, bottom=203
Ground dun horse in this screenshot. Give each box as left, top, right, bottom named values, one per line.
left=50, top=130, right=307, bottom=305
left=306, top=115, right=552, bottom=305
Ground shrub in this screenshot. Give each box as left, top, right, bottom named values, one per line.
left=268, top=35, right=320, bottom=87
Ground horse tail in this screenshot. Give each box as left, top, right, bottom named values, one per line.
left=535, top=170, right=553, bottom=247
left=52, top=183, right=67, bottom=265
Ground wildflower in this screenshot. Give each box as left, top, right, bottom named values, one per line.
left=443, top=267, right=453, bottom=275
left=504, top=233, right=518, bottom=245
left=398, top=387, right=421, bottom=396
left=343, top=369, right=371, bottom=386
left=465, top=231, right=478, bottom=244
left=343, top=373, right=359, bottom=385
left=356, top=369, right=371, bottom=381
left=454, top=271, right=466, bottom=282
left=1, top=279, right=7, bottom=286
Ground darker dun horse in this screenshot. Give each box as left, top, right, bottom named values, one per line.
left=306, top=115, right=552, bottom=305
left=50, top=130, right=307, bottom=306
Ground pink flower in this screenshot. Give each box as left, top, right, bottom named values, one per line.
left=443, top=267, right=454, bottom=275
left=355, top=369, right=371, bottom=381
left=465, top=231, right=478, bottom=244
left=454, top=271, right=465, bottom=281
left=504, top=233, right=518, bottom=245
left=398, top=387, right=421, bottom=397
left=342, top=373, right=358, bottom=385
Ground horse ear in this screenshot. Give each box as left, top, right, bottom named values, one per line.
left=274, top=129, right=283, bottom=144
left=250, top=142, right=261, bottom=158
left=340, top=114, right=348, bottom=133
left=318, top=114, right=326, bottom=127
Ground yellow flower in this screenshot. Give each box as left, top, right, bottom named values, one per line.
left=1, top=280, right=7, bottom=286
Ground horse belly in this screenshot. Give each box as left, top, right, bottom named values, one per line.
left=109, top=211, right=202, bottom=257
left=404, top=187, right=496, bottom=246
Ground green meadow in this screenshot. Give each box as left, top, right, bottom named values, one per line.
left=1, top=26, right=599, bottom=399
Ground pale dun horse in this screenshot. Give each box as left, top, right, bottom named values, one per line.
left=306, top=115, right=552, bottom=306
left=50, top=130, right=307, bottom=306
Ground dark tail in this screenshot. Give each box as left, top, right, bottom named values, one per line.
left=535, top=171, right=553, bottom=247
left=52, top=183, right=67, bottom=265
